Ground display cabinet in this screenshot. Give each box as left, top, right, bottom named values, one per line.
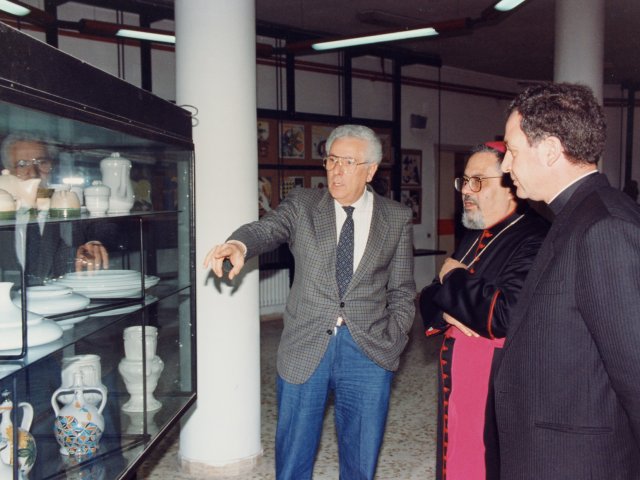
left=0, top=22, right=195, bottom=479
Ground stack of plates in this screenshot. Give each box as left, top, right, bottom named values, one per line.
left=53, top=270, right=160, bottom=299
left=13, top=285, right=92, bottom=331
left=14, top=285, right=91, bottom=315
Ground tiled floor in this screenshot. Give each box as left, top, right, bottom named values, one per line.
left=138, top=314, right=440, bottom=479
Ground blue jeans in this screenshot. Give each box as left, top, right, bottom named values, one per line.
left=275, top=325, right=394, bottom=480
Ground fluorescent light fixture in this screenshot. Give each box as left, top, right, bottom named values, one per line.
left=0, top=0, right=30, bottom=16
left=62, top=176, right=85, bottom=186
left=116, top=28, right=175, bottom=44
left=494, top=0, right=527, bottom=12
left=312, top=27, right=438, bottom=51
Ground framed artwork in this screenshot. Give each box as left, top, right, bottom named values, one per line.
left=378, top=132, right=393, bottom=165
left=401, top=188, right=422, bottom=224
left=370, top=168, right=392, bottom=198
left=310, top=174, right=328, bottom=190
left=257, top=118, right=278, bottom=164
left=311, top=125, right=333, bottom=160
left=280, top=175, right=305, bottom=200
left=258, top=168, right=279, bottom=216
left=401, top=149, right=422, bottom=186
left=280, top=123, right=305, bottom=159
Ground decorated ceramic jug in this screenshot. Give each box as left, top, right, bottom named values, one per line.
left=0, top=390, right=36, bottom=476
left=51, top=372, right=107, bottom=457
left=0, top=443, right=13, bottom=479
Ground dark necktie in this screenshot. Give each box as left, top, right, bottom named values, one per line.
left=336, top=206, right=355, bottom=298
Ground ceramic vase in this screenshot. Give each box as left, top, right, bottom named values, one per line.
left=59, top=354, right=107, bottom=406
left=119, top=325, right=164, bottom=412
left=0, top=390, right=36, bottom=476
left=52, top=372, right=107, bottom=457
left=100, top=153, right=134, bottom=214
left=118, top=355, right=164, bottom=413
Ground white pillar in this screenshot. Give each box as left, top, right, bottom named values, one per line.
left=554, top=0, right=605, bottom=102
left=175, top=0, right=262, bottom=475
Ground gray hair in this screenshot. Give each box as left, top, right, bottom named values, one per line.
left=0, top=133, right=58, bottom=170
left=325, top=125, right=383, bottom=165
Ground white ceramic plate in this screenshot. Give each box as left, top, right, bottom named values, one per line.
left=15, top=292, right=91, bottom=315
left=60, top=270, right=141, bottom=283
left=24, top=285, right=73, bottom=298
left=78, top=288, right=142, bottom=299
left=55, top=274, right=160, bottom=294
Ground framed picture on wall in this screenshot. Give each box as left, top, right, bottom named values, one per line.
left=377, top=132, right=393, bottom=165
left=401, top=149, right=422, bottom=186
left=310, top=173, right=328, bottom=190
left=371, top=168, right=393, bottom=198
left=311, top=125, right=333, bottom=160
left=280, top=174, right=305, bottom=199
left=257, top=118, right=278, bottom=164
left=280, top=123, right=305, bottom=159
left=401, top=187, right=422, bottom=224
left=258, top=168, right=279, bottom=216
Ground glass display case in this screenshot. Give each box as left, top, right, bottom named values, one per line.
left=0, top=22, right=195, bottom=479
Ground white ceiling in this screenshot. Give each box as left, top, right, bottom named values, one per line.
left=255, top=0, right=640, bottom=85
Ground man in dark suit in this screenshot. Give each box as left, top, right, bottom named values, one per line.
left=496, top=82, right=640, bottom=479
left=204, top=124, right=416, bottom=480
left=420, top=141, right=548, bottom=480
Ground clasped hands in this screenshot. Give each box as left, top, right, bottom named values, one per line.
left=203, top=242, right=245, bottom=280
left=75, top=240, right=109, bottom=272
left=439, top=257, right=479, bottom=338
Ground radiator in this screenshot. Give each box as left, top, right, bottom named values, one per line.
left=259, top=268, right=289, bottom=316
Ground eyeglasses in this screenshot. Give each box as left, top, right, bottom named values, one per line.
left=454, top=175, right=503, bottom=192
left=15, top=158, right=53, bottom=171
left=323, top=155, right=368, bottom=174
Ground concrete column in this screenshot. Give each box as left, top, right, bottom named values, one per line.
left=554, top=0, right=605, bottom=102
left=175, top=0, right=262, bottom=475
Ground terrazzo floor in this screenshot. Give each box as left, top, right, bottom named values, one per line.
left=138, top=313, right=440, bottom=479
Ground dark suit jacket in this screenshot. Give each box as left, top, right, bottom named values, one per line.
left=420, top=209, right=548, bottom=339
left=494, top=173, right=640, bottom=479
left=230, top=187, right=416, bottom=384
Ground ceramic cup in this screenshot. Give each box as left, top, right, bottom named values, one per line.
left=84, top=181, right=110, bottom=217
left=69, top=186, right=84, bottom=206
left=50, top=190, right=81, bottom=209
left=123, top=326, right=158, bottom=361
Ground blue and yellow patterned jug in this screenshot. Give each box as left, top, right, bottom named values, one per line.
left=51, top=372, right=106, bottom=457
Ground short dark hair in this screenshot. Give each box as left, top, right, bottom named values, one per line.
left=470, top=143, right=506, bottom=163
left=507, top=82, right=606, bottom=165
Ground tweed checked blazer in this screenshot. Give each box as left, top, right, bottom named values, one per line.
left=229, top=187, right=416, bottom=384
left=493, top=173, right=640, bottom=479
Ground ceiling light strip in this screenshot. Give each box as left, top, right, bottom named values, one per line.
left=116, top=28, right=175, bottom=44
left=493, top=0, right=527, bottom=12
left=0, top=0, right=30, bottom=16
left=312, top=27, right=438, bottom=51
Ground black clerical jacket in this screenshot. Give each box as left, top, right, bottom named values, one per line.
left=420, top=208, right=548, bottom=339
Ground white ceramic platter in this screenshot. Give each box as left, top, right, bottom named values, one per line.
left=15, top=291, right=91, bottom=315
left=54, top=274, right=160, bottom=297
